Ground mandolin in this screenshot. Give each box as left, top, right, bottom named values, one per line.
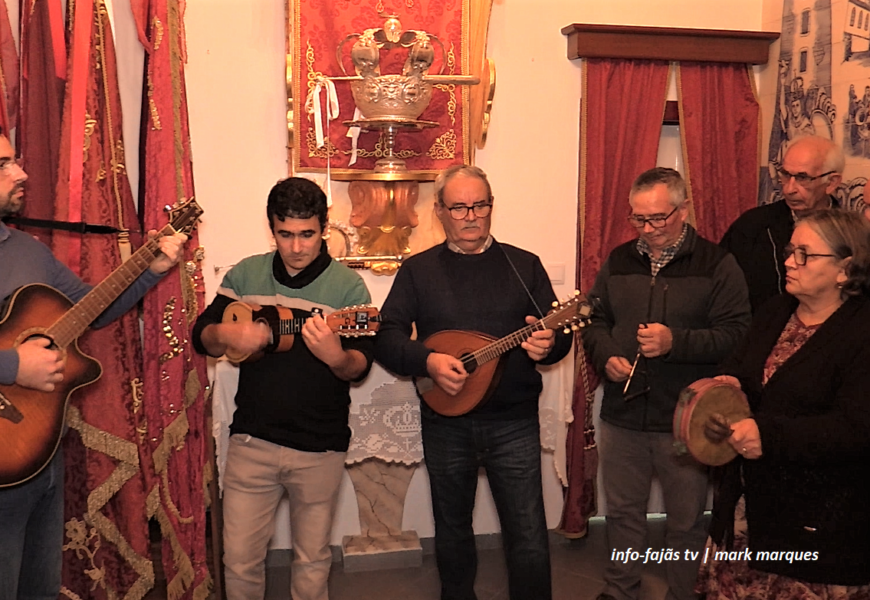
left=415, top=292, right=592, bottom=416
left=0, top=199, right=202, bottom=488
left=221, top=301, right=380, bottom=363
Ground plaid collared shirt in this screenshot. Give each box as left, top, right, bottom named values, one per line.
left=636, top=223, right=688, bottom=277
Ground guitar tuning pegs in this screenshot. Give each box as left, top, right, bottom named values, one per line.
left=571, top=324, right=579, bottom=331
left=574, top=290, right=580, bottom=296
left=552, top=301, right=558, bottom=308
left=563, top=327, right=571, bottom=334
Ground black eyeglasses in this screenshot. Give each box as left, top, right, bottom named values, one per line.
left=627, top=205, right=680, bottom=229
left=441, top=200, right=493, bottom=220
left=776, top=166, right=836, bottom=187
left=783, top=244, right=838, bottom=266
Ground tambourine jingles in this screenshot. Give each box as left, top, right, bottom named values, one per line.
left=673, top=378, right=751, bottom=466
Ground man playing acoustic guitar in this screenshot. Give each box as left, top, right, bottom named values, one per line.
left=375, top=165, right=573, bottom=600
left=0, top=131, right=188, bottom=600
left=192, top=177, right=374, bottom=600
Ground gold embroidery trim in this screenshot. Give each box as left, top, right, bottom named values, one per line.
left=83, top=114, right=97, bottom=162
left=152, top=16, right=164, bottom=51
left=65, top=405, right=154, bottom=600
left=427, top=130, right=456, bottom=160
left=159, top=296, right=183, bottom=364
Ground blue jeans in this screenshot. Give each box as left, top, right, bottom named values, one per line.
left=0, top=448, right=64, bottom=600
left=422, top=409, right=552, bottom=600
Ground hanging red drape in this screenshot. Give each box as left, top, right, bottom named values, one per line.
left=132, top=0, right=211, bottom=597
left=559, top=58, right=669, bottom=537
left=17, top=0, right=66, bottom=247
left=677, top=62, right=760, bottom=242
left=56, top=1, right=154, bottom=597
left=0, top=0, right=18, bottom=134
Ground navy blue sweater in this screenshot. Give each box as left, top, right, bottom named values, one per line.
left=375, top=240, right=573, bottom=420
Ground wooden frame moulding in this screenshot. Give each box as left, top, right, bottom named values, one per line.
left=561, top=24, right=779, bottom=65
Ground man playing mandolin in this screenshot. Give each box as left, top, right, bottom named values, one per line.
left=0, top=130, right=188, bottom=600
left=192, top=177, right=374, bottom=600
left=375, top=165, right=573, bottom=600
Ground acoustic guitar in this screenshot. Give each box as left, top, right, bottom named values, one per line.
left=415, top=292, right=592, bottom=416
left=221, top=301, right=380, bottom=363
left=0, top=200, right=202, bottom=488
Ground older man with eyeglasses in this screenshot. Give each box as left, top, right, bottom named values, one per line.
left=721, top=135, right=845, bottom=312
left=375, top=164, right=574, bottom=600
left=583, top=167, right=750, bottom=600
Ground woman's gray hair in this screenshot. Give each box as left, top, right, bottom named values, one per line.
left=797, top=209, right=870, bottom=298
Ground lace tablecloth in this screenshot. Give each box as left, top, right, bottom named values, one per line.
left=212, top=356, right=573, bottom=489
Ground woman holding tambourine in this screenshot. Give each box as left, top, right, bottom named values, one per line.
left=694, top=210, right=870, bottom=598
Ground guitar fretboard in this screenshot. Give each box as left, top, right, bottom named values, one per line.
left=45, top=223, right=176, bottom=349
left=277, top=318, right=308, bottom=335
left=460, top=302, right=581, bottom=370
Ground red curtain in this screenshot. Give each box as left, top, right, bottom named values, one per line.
left=0, top=0, right=18, bottom=134
left=677, top=62, right=760, bottom=242
left=17, top=0, right=66, bottom=248
left=132, top=0, right=212, bottom=596
left=56, top=2, right=154, bottom=597
left=559, top=58, right=669, bottom=537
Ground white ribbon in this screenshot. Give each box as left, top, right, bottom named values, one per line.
left=347, top=107, right=363, bottom=166
left=306, top=77, right=339, bottom=149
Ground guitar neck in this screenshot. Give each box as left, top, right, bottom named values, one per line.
left=46, top=224, right=174, bottom=348
left=464, top=304, right=578, bottom=368
left=466, top=321, right=546, bottom=367
left=277, top=318, right=309, bottom=336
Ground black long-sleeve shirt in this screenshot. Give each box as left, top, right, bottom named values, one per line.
left=375, top=240, right=573, bottom=420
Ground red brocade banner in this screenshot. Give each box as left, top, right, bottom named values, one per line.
left=0, top=0, right=18, bottom=134
left=55, top=2, right=153, bottom=598
left=292, top=0, right=471, bottom=174
left=131, top=0, right=211, bottom=597
left=17, top=0, right=66, bottom=249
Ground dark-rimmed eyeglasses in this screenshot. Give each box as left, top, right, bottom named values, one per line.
left=0, top=157, right=24, bottom=173
left=627, top=205, right=680, bottom=229
left=776, top=166, right=836, bottom=187
left=441, top=200, right=493, bottom=220
left=783, top=244, right=838, bottom=266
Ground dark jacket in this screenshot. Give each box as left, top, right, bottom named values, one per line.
left=714, top=294, right=870, bottom=585
left=583, top=226, right=751, bottom=432
left=720, top=197, right=840, bottom=313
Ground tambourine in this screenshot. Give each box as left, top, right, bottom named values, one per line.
left=673, top=378, right=751, bottom=466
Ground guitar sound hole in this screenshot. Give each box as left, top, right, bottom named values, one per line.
left=23, top=333, right=58, bottom=351
left=461, top=353, right=478, bottom=375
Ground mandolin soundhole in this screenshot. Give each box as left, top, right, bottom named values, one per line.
left=461, top=353, right=478, bottom=374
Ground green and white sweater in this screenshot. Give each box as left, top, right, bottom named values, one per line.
left=193, top=247, right=373, bottom=452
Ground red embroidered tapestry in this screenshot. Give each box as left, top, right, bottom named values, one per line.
left=292, top=0, right=471, bottom=176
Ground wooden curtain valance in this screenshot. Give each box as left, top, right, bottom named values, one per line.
left=561, top=24, right=779, bottom=64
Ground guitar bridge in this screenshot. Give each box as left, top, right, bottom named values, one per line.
left=0, top=392, right=24, bottom=424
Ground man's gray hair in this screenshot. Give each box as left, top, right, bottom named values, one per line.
left=787, top=135, right=846, bottom=174
left=434, top=165, right=493, bottom=204
left=629, top=167, right=687, bottom=208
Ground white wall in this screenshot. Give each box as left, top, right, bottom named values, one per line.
left=179, top=0, right=766, bottom=548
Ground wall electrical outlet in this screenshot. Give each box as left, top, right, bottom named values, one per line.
left=546, top=263, right=565, bottom=285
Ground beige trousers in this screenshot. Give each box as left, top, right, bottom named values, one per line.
left=222, top=434, right=346, bottom=600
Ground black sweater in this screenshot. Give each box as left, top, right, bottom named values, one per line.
left=713, top=294, right=870, bottom=585
left=375, top=240, right=573, bottom=420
